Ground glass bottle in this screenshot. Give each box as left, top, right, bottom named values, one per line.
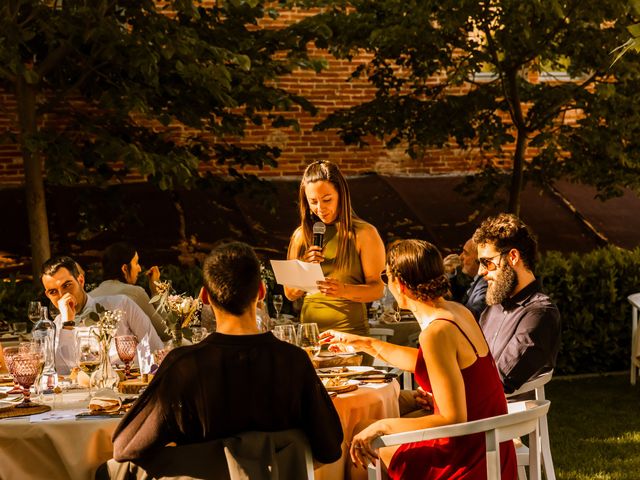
left=32, top=306, right=58, bottom=392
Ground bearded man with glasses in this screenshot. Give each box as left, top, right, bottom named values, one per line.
left=473, top=213, right=561, bottom=394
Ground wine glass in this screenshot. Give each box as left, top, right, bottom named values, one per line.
left=297, top=323, right=320, bottom=360
left=2, top=346, right=24, bottom=394
left=273, top=324, right=298, bottom=345
left=27, top=301, right=42, bottom=324
left=115, top=335, right=138, bottom=379
left=77, top=334, right=101, bottom=397
left=9, top=352, right=41, bottom=408
left=272, top=294, right=283, bottom=323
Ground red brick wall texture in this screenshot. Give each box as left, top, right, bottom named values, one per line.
left=0, top=7, right=567, bottom=186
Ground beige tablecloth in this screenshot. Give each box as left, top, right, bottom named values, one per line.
left=0, top=391, right=119, bottom=480
left=0, top=380, right=400, bottom=480
left=316, top=380, right=400, bottom=480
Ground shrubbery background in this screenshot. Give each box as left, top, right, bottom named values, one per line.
left=3, top=245, right=639, bottom=375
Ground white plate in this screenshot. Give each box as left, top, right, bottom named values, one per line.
left=316, top=366, right=375, bottom=378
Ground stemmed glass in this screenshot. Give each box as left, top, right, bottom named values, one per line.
left=2, top=346, right=24, bottom=394
left=8, top=351, right=41, bottom=408
left=272, top=294, right=283, bottom=324
left=115, top=335, right=138, bottom=379
left=297, top=323, right=320, bottom=360
left=27, top=301, right=42, bottom=324
left=272, top=324, right=298, bottom=345
left=77, top=334, right=101, bottom=397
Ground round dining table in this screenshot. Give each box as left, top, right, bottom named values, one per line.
left=0, top=379, right=400, bottom=480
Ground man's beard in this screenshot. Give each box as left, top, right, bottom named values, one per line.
left=486, top=261, right=518, bottom=305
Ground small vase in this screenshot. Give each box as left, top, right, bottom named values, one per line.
left=93, top=340, right=119, bottom=391
left=168, top=324, right=183, bottom=350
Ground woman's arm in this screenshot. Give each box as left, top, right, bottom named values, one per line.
left=320, top=330, right=419, bottom=372
left=349, top=324, right=468, bottom=467
left=317, top=222, right=385, bottom=303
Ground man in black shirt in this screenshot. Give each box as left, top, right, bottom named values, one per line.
left=112, top=242, right=343, bottom=465
left=473, top=214, right=561, bottom=394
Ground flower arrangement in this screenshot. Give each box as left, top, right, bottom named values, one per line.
left=86, top=304, right=123, bottom=346
left=151, top=280, right=202, bottom=346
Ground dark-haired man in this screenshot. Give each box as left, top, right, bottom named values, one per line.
left=112, top=242, right=343, bottom=465
left=41, top=256, right=164, bottom=373
left=473, top=213, right=561, bottom=393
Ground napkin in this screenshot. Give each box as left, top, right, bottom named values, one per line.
left=136, top=334, right=153, bottom=375
left=89, top=388, right=122, bottom=413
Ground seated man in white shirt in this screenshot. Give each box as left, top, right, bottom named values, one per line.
left=40, top=255, right=164, bottom=374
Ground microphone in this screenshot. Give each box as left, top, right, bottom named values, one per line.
left=312, top=221, right=326, bottom=248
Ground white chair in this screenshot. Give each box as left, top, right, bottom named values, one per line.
left=368, top=327, right=413, bottom=389
left=628, top=293, right=640, bottom=386
left=506, top=371, right=555, bottom=480
left=367, top=399, right=550, bottom=480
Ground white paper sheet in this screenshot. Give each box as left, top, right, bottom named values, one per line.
left=270, top=260, right=325, bottom=294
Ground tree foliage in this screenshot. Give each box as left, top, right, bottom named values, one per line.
left=0, top=0, right=326, bottom=274
left=307, top=0, right=640, bottom=213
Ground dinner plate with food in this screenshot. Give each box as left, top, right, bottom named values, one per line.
left=316, top=366, right=375, bottom=378
left=321, top=376, right=359, bottom=393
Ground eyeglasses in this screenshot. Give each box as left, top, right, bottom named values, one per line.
left=478, top=251, right=508, bottom=272
left=380, top=270, right=389, bottom=285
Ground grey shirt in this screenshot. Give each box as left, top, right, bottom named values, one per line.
left=480, top=280, right=561, bottom=393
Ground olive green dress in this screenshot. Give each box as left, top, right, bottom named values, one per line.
left=300, top=221, right=369, bottom=335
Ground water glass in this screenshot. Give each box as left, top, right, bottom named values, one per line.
left=297, top=323, right=320, bottom=359
left=190, top=326, right=207, bottom=343
left=272, top=324, right=298, bottom=345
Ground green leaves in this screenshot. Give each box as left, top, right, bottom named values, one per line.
left=539, top=246, right=640, bottom=374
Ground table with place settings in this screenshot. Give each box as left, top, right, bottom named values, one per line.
left=0, top=378, right=400, bottom=480
left=0, top=390, right=120, bottom=480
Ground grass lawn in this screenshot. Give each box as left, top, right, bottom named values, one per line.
left=547, top=373, right=640, bottom=479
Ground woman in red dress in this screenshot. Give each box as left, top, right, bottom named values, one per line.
left=321, top=239, right=516, bottom=479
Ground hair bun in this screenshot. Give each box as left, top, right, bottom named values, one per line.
left=413, top=275, right=450, bottom=302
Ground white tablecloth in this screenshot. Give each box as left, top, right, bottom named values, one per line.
left=0, top=381, right=400, bottom=480
left=0, top=391, right=119, bottom=480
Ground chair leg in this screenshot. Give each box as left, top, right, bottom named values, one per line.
left=485, top=430, right=501, bottom=480
left=517, top=465, right=528, bottom=480
left=632, top=308, right=638, bottom=386
left=540, top=416, right=556, bottom=480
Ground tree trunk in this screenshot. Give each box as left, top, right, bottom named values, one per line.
left=508, top=127, right=527, bottom=216
left=505, top=70, right=528, bottom=216
left=17, top=76, right=50, bottom=280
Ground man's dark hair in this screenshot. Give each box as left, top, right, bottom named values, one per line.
left=41, top=255, right=81, bottom=279
left=473, top=213, right=538, bottom=271
left=102, top=242, right=136, bottom=282
left=202, top=242, right=261, bottom=316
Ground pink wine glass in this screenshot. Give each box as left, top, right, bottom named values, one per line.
left=115, top=335, right=138, bottom=379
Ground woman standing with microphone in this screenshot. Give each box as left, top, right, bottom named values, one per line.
left=285, top=160, right=386, bottom=335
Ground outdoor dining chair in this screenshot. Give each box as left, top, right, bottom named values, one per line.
left=506, top=370, right=555, bottom=480
left=97, top=429, right=315, bottom=480
left=367, top=399, right=550, bottom=480
left=628, top=293, right=640, bottom=386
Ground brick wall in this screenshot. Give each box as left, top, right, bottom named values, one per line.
left=0, top=7, right=558, bottom=186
